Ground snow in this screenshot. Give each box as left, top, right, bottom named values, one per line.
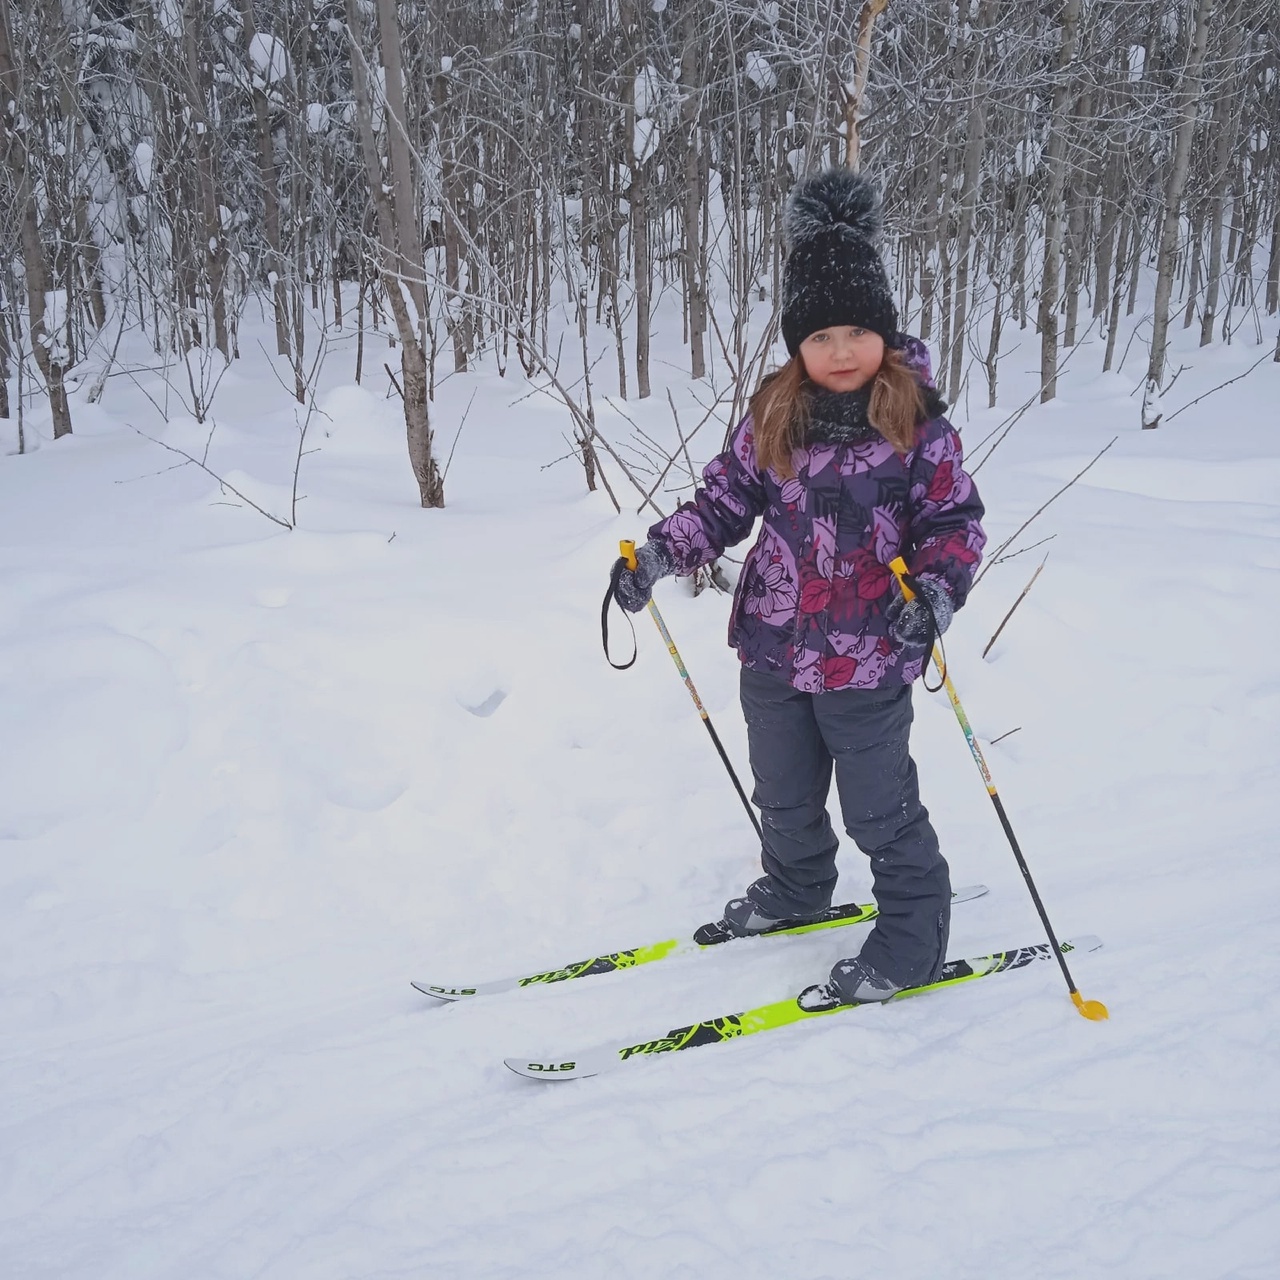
left=248, top=32, right=290, bottom=89
left=155, top=0, right=183, bottom=40
left=634, top=63, right=661, bottom=120
left=3, top=296, right=1280, bottom=1278
left=132, top=141, right=154, bottom=192
left=745, top=51, right=777, bottom=91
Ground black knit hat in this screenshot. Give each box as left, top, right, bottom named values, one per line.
left=780, top=168, right=898, bottom=356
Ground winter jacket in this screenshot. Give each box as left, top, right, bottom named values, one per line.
left=648, top=337, right=985, bottom=693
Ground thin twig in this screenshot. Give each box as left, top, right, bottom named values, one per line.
left=1128, top=362, right=1186, bottom=398
left=1167, top=351, right=1272, bottom=421
left=990, top=727, right=1022, bottom=746
left=126, top=423, right=292, bottom=530
left=587, top=434, right=622, bottom=513
left=599, top=397, right=669, bottom=474
left=86, top=307, right=130, bottom=405
left=637, top=390, right=730, bottom=509
left=969, top=316, right=1101, bottom=474
left=991, top=534, right=1056, bottom=565
left=588, top=422, right=663, bottom=518
left=113, top=460, right=191, bottom=484
left=982, top=555, right=1048, bottom=660
left=442, top=389, right=476, bottom=482
left=1116, top=313, right=1152, bottom=375
left=291, top=334, right=330, bottom=526
left=974, top=437, right=1116, bottom=586
left=669, top=389, right=702, bottom=493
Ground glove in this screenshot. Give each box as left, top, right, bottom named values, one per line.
left=612, top=538, right=675, bottom=613
left=887, top=575, right=954, bottom=646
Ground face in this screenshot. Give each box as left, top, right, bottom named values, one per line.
left=798, top=326, right=886, bottom=393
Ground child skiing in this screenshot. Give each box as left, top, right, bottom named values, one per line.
left=612, top=168, right=986, bottom=1008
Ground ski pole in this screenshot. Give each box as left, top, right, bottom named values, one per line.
left=619, top=540, right=763, bottom=843
left=889, top=556, right=1108, bottom=1021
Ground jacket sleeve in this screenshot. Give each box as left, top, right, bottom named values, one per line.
left=647, top=415, right=769, bottom=575
left=905, top=418, right=986, bottom=608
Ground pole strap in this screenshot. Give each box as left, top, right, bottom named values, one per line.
left=601, top=557, right=638, bottom=670
left=898, top=566, right=948, bottom=693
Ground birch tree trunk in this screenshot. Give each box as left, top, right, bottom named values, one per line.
left=235, top=0, right=290, bottom=358
left=679, top=3, right=706, bottom=380
left=1062, top=89, right=1093, bottom=349
left=1143, top=0, right=1214, bottom=429
left=1199, top=8, right=1244, bottom=346
left=1266, top=208, right=1279, bottom=315
left=0, top=279, right=10, bottom=418
left=346, top=0, right=442, bottom=507
left=182, top=2, right=228, bottom=359
left=843, top=0, right=888, bottom=171
left=0, top=2, right=72, bottom=438
left=947, top=0, right=996, bottom=403
left=1037, top=0, right=1082, bottom=403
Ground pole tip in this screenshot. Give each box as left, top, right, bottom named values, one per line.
left=1072, top=991, right=1110, bottom=1021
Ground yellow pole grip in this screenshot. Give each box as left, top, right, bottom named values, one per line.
left=888, top=556, right=915, bottom=601
left=620, top=539, right=638, bottom=571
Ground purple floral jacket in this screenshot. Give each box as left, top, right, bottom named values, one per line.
left=649, top=338, right=985, bottom=692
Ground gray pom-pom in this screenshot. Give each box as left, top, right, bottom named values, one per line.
left=784, top=168, right=884, bottom=249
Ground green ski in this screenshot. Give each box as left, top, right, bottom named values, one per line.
left=504, top=935, right=1103, bottom=1080
left=413, top=884, right=988, bottom=1001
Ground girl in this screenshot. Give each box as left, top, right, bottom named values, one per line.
left=613, top=168, right=986, bottom=1007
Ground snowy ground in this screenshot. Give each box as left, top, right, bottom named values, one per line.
left=3, top=307, right=1279, bottom=1279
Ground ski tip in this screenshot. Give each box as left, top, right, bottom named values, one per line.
left=504, top=1056, right=596, bottom=1082
left=1061, top=934, right=1104, bottom=955
left=952, top=884, right=989, bottom=904
left=410, top=981, right=474, bottom=1002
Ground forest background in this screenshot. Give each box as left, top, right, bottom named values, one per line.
left=1, top=0, right=1277, bottom=501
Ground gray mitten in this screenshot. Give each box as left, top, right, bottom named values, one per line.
left=613, top=538, right=676, bottom=613
left=887, top=575, right=953, bottom=646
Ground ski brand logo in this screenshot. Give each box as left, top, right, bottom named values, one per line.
left=524, top=1061, right=576, bottom=1072
left=428, top=985, right=477, bottom=996
left=620, top=1038, right=679, bottom=1059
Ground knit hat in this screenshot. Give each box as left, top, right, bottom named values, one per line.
left=780, top=168, right=898, bottom=356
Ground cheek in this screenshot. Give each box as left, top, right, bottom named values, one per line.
left=800, top=348, right=827, bottom=377
left=858, top=337, right=886, bottom=367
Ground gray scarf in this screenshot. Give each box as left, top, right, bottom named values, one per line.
left=805, top=386, right=877, bottom=446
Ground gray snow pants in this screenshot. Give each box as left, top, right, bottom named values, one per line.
left=739, top=667, right=951, bottom=987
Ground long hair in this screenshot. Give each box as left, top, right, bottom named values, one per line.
left=750, top=347, right=929, bottom=478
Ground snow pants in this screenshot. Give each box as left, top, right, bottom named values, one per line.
left=739, top=667, right=951, bottom=987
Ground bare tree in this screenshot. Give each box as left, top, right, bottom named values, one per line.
left=1143, top=0, right=1214, bottom=429
left=0, top=0, right=73, bottom=438
left=1037, top=0, right=1083, bottom=405
left=344, top=0, right=443, bottom=507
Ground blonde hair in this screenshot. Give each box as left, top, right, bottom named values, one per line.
left=750, top=348, right=929, bottom=479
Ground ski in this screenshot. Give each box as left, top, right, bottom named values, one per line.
left=504, top=935, right=1103, bottom=1080
left=412, top=884, right=989, bottom=1002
